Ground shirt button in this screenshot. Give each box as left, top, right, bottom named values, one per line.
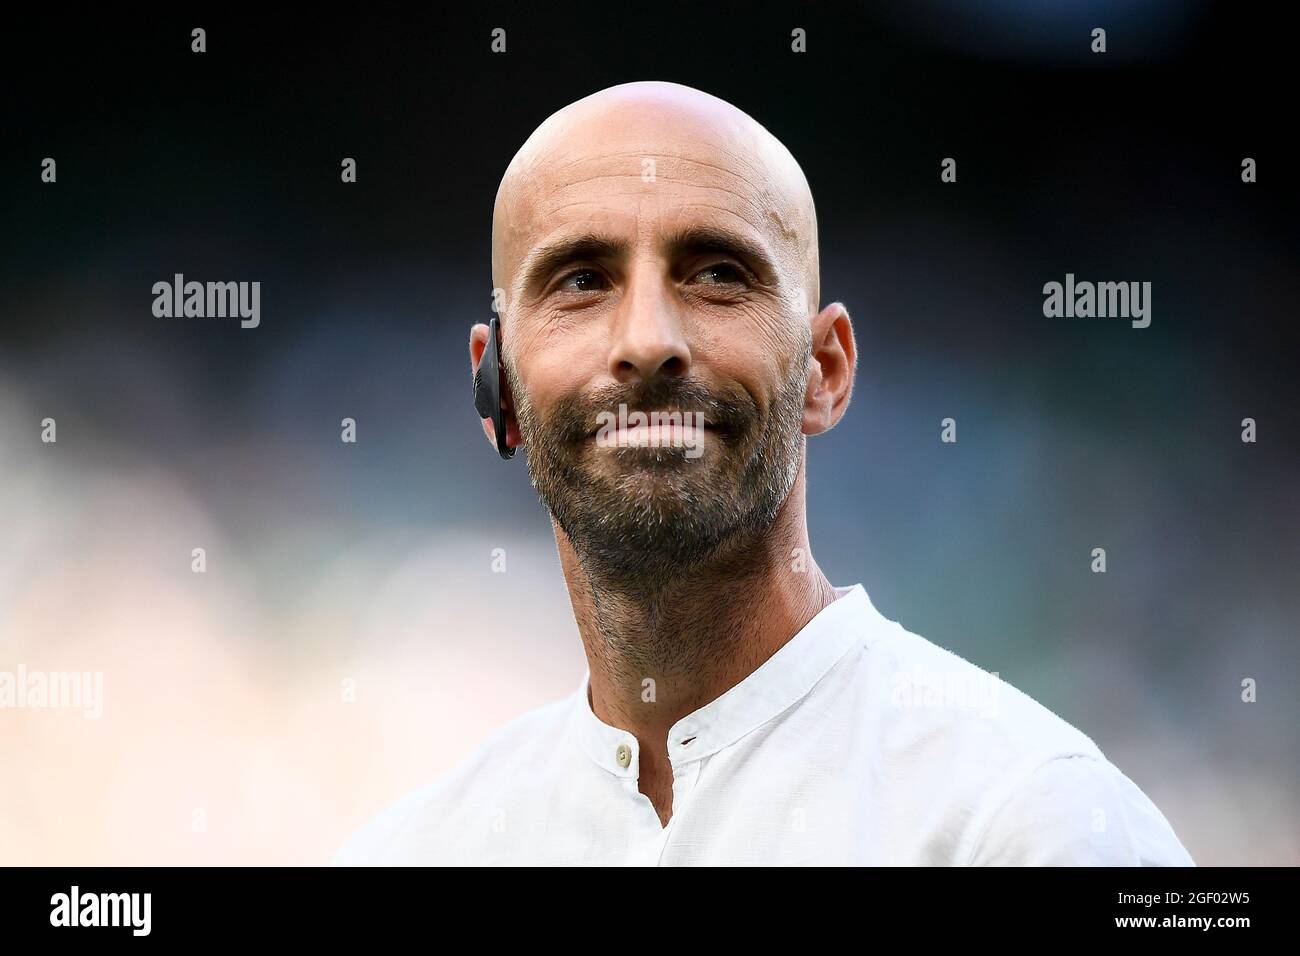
left=615, top=743, right=632, bottom=768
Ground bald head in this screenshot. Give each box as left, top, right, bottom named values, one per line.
left=491, top=80, right=820, bottom=320
left=471, top=81, right=856, bottom=582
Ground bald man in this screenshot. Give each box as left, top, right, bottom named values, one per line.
left=334, top=81, right=1193, bottom=866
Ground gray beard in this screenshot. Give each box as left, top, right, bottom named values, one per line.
left=509, top=341, right=810, bottom=593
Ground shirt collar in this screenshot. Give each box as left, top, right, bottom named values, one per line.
left=568, top=583, right=878, bottom=778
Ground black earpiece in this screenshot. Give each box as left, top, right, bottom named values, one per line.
left=473, top=313, right=515, bottom=460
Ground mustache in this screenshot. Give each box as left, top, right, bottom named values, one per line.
left=548, top=377, right=756, bottom=444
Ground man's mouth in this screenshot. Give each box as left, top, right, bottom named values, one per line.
left=587, top=414, right=718, bottom=445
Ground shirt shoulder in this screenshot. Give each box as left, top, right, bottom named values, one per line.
left=330, top=693, right=574, bottom=866
left=861, top=618, right=1191, bottom=865
left=967, top=753, right=1196, bottom=865
left=869, top=620, right=1105, bottom=763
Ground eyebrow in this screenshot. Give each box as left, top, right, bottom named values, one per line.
left=518, top=234, right=630, bottom=295
left=665, top=226, right=777, bottom=284
left=517, top=225, right=778, bottom=295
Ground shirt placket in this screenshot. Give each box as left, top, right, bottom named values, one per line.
left=612, top=735, right=706, bottom=865
left=649, top=755, right=704, bottom=865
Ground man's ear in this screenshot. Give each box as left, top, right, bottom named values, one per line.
left=801, top=302, right=856, bottom=436
left=469, top=322, right=522, bottom=454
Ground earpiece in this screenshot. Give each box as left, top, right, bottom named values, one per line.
left=473, top=313, right=515, bottom=460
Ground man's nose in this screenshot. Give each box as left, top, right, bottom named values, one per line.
left=606, top=265, right=691, bottom=384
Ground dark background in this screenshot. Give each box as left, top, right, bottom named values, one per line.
left=1, top=1, right=1294, bottom=863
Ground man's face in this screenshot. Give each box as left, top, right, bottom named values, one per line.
left=494, top=98, right=817, bottom=580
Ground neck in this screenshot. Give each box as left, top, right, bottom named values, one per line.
left=555, top=458, right=839, bottom=759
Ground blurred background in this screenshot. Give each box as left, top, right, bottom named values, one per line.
left=0, top=1, right=1295, bottom=864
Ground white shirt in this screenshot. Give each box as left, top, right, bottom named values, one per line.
left=333, top=583, right=1194, bottom=865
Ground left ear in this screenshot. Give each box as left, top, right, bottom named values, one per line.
left=801, top=302, right=856, bottom=436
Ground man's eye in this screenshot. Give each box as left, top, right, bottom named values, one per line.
left=557, top=269, right=607, bottom=293
left=692, top=262, right=746, bottom=285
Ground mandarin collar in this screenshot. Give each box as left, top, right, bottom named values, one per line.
left=568, top=584, right=877, bottom=778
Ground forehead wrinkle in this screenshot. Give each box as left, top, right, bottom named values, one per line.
left=540, top=181, right=771, bottom=235
left=532, top=196, right=784, bottom=272
left=531, top=135, right=777, bottom=209
left=543, top=152, right=773, bottom=204
left=537, top=166, right=783, bottom=256
left=547, top=148, right=767, bottom=184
